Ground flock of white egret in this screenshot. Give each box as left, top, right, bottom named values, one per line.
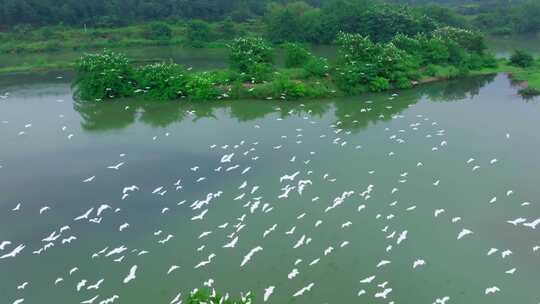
left=1, top=77, right=539, bottom=304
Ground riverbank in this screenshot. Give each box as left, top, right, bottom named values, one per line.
left=473, top=61, right=540, bottom=97
left=0, top=21, right=255, bottom=55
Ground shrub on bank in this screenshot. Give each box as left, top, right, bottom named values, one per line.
left=510, top=50, right=534, bottom=68
left=135, top=63, right=189, bottom=100
left=303, top=56, right=329, bottom=78
left=148, top=22, right=172, bottom=40
left=283, top=43, right=311, bottom=68
left=519, top=87, right=540, bottom=98
left=433, top=26, right=487, bottom=54
left=248, top=78, right=330, bottom=100
left=334, top=33, right=418, bottom=93
left=186, top=73, right=220, bottom=101
left=228, top=37, right=274, bottom=81
left=186, top=20, right=212, bottom=48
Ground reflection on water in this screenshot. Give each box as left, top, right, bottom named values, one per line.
left=74, top=75, right=497, bottom=133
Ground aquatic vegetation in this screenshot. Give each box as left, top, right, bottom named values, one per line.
left=186, top=289, right=254, bottom=304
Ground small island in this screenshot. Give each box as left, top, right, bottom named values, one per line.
left=74, top=30, right=539, bottom=102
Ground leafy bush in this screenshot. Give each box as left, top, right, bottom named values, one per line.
left=186, top=73, right=219, bottom=101
left=425, top=64, right=464, bottom=79
left=433, top=27, right=487, bottom=54
left=228, top=37, right=274, bottom=81
left=148, top=22, right=172, bottom=40
left=75, top=49, right=135, bottom=100
left=303, top=56, right=329, bottom=78
left=243, top=62, right=273, bottom=83
left=135, top=63, right=189, bottom=100
left=270, top=75, right=308, bottom=99
left=218, top=18, right=237, bottom=39
left=186, top=20, right=212, bottom=47
left=510, top=50, right=534, bottom=68
left=283, top=43, right=311, bottom=68
left=369, top=77, right=390, bottom=92
left=334, top=32, right=418, bottom=93
left=519, top=87, right=540, bottom=98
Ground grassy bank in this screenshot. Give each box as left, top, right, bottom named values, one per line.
left=0, top=21, right=259, bottom=54
left=473, top=58, right=540, bottom=97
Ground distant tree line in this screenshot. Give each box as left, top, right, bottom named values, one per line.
left=2, top=0, right=537, bottom=37
left=0, top=0, right=280, bottom=27
left=0, top=0, right=469, bottom=31
left=392, top=0, right=540, bottom=35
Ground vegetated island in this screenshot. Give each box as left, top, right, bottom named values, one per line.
left=74, top=29, right=539, bottom=102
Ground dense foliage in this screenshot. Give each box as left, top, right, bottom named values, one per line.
left=334, top=33, right=418, bottom=93
left=283, top=43, right=312, bottom=68
left=393, top=0, right=540, bottom=35
left=74, top=27, right=498, bottom=102
left=264, top=0, right=438, bottom=44
left=0, top=0, right=272, bottom=27
left=468, top=0, right=540, bottom=35
left=75, top=50, right=222, bottom=101
left=2, top=0, right=538, bottom=40
left=148, top=22, right=172, bottom=40
left=186, top=20, right=213, bottom=47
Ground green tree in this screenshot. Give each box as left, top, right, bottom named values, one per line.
left=509, top=50, right=535, bottom=68
left=148, top=22, right=172, bottom=40
left=186, top=20, right=212, bottom=48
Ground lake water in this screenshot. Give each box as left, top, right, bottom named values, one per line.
left=1, top=73, right=540, bottom=304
